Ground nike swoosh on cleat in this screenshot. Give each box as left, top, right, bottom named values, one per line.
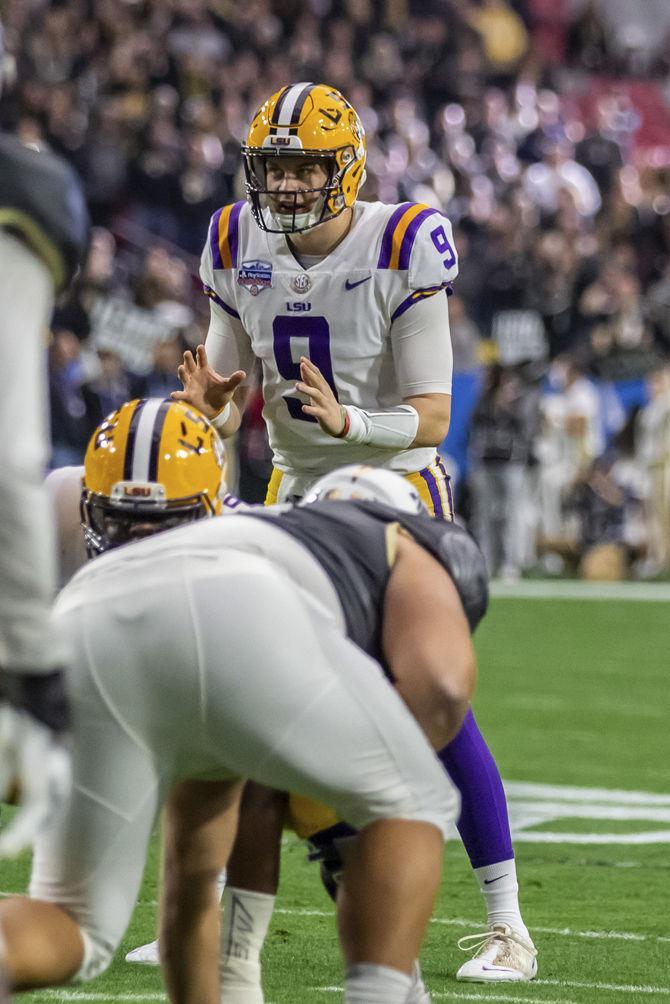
left=482, top=966, right=516, bottom=972
left=344, top=276, right=371, bottom=290
left=483, top=874, right=509, bottom=884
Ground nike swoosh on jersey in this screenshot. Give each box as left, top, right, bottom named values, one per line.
left=344, top=276, right=372, bottom=290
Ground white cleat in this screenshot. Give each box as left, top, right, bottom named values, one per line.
left=456, top=924, right=537, bottom=982
left=125, top=938, right=160, bottom=965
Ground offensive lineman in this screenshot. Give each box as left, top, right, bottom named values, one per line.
left=48, top=408, right=446, bottom=1002
left=172, top=81, right=536, bottom=983
left=0, top=463, right=480, bottom=1004
left=0, top=23, right=89, bottom=860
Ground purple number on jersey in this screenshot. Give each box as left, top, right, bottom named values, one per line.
left=272, top=315, right=340, bottom=422
left=430, top=224, right=456, bottom=270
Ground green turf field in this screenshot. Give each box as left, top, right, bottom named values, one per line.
left=6, top=588, right=669, bottom=1003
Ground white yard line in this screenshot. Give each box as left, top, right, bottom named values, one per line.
left=37, top=995, right=167, bottom=1002
left=539, top=978, right=670, bottom=995
left=271, top=906, right=670, bottom=945
left=318, top=978, right=670, bottom=999
left=51, top=900, right=661, bottom=945
left=29, top=980, right=670, bottom=1004
left=318, top=990, right=578, bottom=1004
left=433, top=996, right=578, bottom=1004
left=490, top=580, right=670, bottom=601
left=503, top=782, right=670, bottom=806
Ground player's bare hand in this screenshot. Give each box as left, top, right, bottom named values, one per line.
left=171, top=344, right=246, bottom=420
left=296, top=356, right=345, bottom=436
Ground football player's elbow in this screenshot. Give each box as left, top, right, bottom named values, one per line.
left=397, top=646, right=476, bottom=749
left=422, top=649, right=477, bottom=748
left=410, top=397, right=451, bottom=447
left=439, top=654, right=476, bottom=739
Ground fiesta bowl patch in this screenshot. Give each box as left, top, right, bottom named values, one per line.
left=237, top=260, right=273, bottom=295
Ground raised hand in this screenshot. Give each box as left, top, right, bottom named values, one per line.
left=171, top=344, right=246, bottom=420
left=295, top=356, right=345, bottom=437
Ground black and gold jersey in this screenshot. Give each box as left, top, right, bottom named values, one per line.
left=246, top=499, right=488, bottom=668
left=0, top=133, right=89, bottom=292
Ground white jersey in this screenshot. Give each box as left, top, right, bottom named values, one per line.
left=200, top=199, right=457, bottom=482
left=45, top=466, right=88, bottom=588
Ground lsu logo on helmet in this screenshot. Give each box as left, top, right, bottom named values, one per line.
left=242, top=82, right=366, bottom=234
left=81, top=398, right=226, bottom=556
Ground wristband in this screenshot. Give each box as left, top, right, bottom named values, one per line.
left=333, top=406, right=350, bottom=439
left=210, top=401, right=232, bottom=431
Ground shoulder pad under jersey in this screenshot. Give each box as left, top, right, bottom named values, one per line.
left=0, top=133, right=89, bottom=292
left=376, top=201, right=458, bottom=292
left=200, top=202, right=246, bottom=317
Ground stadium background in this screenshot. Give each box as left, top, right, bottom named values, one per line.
left=1, top=3, right=668, bottom=1002
left=2, top=0, right=670, bottom=580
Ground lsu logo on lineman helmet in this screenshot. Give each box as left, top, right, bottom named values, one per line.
left=242, top=82, right=366, bottom=234
left=302, top=464, right=426, bottom=514
left=81, top=398, right=225, bottom=556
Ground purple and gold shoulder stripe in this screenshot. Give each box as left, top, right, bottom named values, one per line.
left=202, top=282, right=240, bottom=319
left=209, top=201, right=245, bottom=271
left=391, top=284, right=452, bottom=321
left=377, top=202, right=443, bottom=271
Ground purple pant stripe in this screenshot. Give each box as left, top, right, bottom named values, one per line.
left=438, top=709, right=514, bottom=868
left=397, top=207, right=439, bottom=270
left=419, top=465, right=444, bottom=518
left=377, top=202, right=413, bottom=269
left=436, top=456, right=454, bottom=519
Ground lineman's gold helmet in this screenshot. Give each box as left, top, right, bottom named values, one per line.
left=242, top=82, right=366, bottom=234
left=81, top=398, right=225, bottom=556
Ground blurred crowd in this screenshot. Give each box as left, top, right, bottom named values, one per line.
left=2, top=0, right=670, bottom=579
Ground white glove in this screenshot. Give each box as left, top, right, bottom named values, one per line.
left=0, top=670, right=72, bottom=858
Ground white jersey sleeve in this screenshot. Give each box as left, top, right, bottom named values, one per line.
left=44, top=466, right=88, bottom=588
left=0, top=232, right=63, bottom=671
left=375, top=202, right=458, bottom=301
left=406, top=210, right=458, bottom=292
left=200, top=205, right=256, bottom=381
left=204, top=300, right=257, bottom=382
left=392, top=291, right=453, bottom=397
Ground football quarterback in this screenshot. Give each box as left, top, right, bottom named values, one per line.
left=170, top=81, right=536, bottom=986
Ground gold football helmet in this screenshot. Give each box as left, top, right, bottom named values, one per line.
left=81, top=398, right=225, bottom=556
left=242, top=82, right=366, bottom=233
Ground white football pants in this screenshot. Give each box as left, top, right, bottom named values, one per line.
left=33, top=540, right=459, bottom=981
